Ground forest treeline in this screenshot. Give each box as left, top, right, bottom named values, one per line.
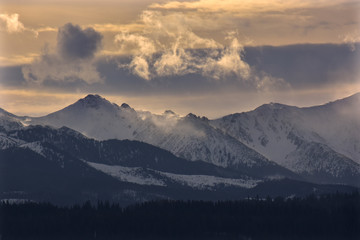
left=0, top=192, right=359, bottom=240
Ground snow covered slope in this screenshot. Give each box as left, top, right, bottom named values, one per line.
left=28, top=94, right=292, bottom=177
left=31, top=94, right=138, bottom=140
left=212, top=93, right=360, bottom=185
left=0, top=124, right=268, bottom=205
left=2, top=93, right=359, bottom=186
left=1, top=96, right=359, bottom=204
left=86, top=162, right=261, bottom=190
left=0, top=132, right=25, bottom=149
left=0, top=108, right=24, bottom=131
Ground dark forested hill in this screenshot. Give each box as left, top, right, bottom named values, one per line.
left=1, top=192, right=359, bottom=240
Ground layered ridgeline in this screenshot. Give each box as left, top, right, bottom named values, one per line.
left=0, top=94, right=359, bottom=204
left=27, top=95, right=293, bottom=178
left=2, top=117, right=348, bottom=205
left=0, top=124, right=269, bottom=205
left=27, top=93, right=360, bottom=186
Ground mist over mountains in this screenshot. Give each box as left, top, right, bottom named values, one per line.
left=0, top=93, right=359, bottom=204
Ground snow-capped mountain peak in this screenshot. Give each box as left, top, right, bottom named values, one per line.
left=74, top=94, right=120, bottom=110
left=0, top=108, right=17, bottom=118
left=22, top=95, right=290, bottom=175
left=3, top=93, right=358, bottom=186
left=212, top=92, right=360, bottom=186
left=253, top=102, right=297, bottom=116
left=0, top=107, right=24, bottom=131
left=26, top=94, right=138, bottom=140
left=163, top=110, right=176, bottom=116
left=324, top=92, right=360, bottom=107
left=186, top=113, right=197, bottom=118
left=121, top=103, right=131, bottom=109
left=185, top=113, right=209, bottom=122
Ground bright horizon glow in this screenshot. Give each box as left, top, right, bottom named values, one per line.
left=1, top=85, right=359, bottom=119
left=0, top=0, right=359, bottom=118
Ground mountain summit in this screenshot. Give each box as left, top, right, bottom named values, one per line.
left=25, top=94, right=294, bottom=177
left=121, top=103, right=131, bottom=109
left=28, top=94, right=136, bottom=140
left=74, top=94, right=120, bottom=110
left=212, top=92, right=360, bottom=186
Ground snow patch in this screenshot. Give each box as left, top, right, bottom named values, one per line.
left=86, top=162, right=166, bottom=186
left=19, top=142, right=45, bottom=157
left=86, top=161, right=261, bottom=189
left=0, top=133, right=24, bottom=149
left=158, top=171, right=260, bottom=190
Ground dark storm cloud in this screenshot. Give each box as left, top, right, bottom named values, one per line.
left=57, top=23, right=103, bottom=60
left=21, top=23, right=104, bottom=84
left=243, top=43, right=360, bottom=88
left=0, top=66, right=26, bottom=87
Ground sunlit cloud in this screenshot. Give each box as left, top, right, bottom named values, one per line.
left=149, top=0, right=345, bottom=15
left=128, top=55, right=152, bottom=80
left=201, top=35, right=250, bottom=80
left=33, top=26, right=57, bottom=37
left=113, top=9, right=284, bottom=90
left=113, top=10, right=244, bottom=79
left=114, top=10, right=224, bottom=80
left=0, top=13, right=25, bottom=33
left=0, top=13, right=55, bottom=37
left=115, top=31, right=157, bottom=57
left=342, top=31, right=360, bottom=51
left=89, top=23, right=144, bottom=33
left=0, top=53, right=40, bottom=66
left=148, top=0, right=360, bottom=46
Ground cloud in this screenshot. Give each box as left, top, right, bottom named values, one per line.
left=342, top=31, right=360, bottom=51
left=129, top=56, right=151, bottom=80
left=114, top=11, right=248, bottom=80
left=114, top=10, right=223, bottom=80
left=113, top=10, right=276, bottom=90
left=22, top=53, right=102, bottom=85
left=138, top=110, right=205, bottom=137
left=114, top=32, right=156, bottom=57
left=138, top=111, right=180, bottom=133
left=0, top=13, right=56, bottom=37
left=57, top=23, right=102, bottom=60
left=254, top=73, right=290, bottom=92
left=202, top=36, right=250, bottom=80
left=148, top=0, right=360, bottom=46
left=88, top=23, right=143, bottom=33
left=149, top=0, right=344, bottom=16
left=22, top=23, right=103, bottom=84
left=153, top=48, right=193, bottom=77
left=3, top=43, right=358, bottom=112
left=0, top=53, right=39, bottom=66
left=0, top=13, right=25, bottom=33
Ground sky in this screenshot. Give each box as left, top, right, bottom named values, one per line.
left=0, top=0, right=359, bottom=118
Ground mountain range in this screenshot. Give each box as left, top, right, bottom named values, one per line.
left=0, top=93, right=359, bottom=204
left=213, top=93, right=360, bottom=185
